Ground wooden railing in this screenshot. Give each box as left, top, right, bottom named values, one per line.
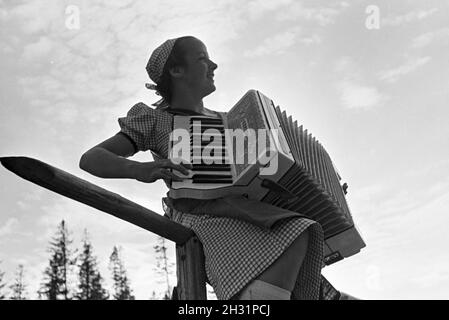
left=0, top=156, right=207, bottom=300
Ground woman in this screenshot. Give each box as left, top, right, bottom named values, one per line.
left=79, top=36, right=341, bottom=300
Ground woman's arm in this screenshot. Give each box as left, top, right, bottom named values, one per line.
left=79, top=132, right=191, bottom=182
left=79, top=132, right=139, bottom=179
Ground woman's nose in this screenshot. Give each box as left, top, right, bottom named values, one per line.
left=209, top=60, right=218, bottom=70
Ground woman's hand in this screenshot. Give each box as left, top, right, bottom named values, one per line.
left=131, top=159, right=192, bottom=183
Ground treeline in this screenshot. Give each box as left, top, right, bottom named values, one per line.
left=0, top=220, right=136, bottom=300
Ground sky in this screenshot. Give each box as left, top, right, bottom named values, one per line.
left=0, top=0, right=448, bottom=300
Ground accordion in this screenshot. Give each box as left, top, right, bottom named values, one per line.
left=168, top=89, right=365, bottom=265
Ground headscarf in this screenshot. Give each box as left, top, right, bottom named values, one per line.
left=145, top=38, right=178, bottom=108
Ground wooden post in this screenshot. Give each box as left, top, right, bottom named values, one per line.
left=0, top=156, right=193, bottom=244
left=1, top=156, right=208, bottom=300
left=175, top=236, right=207, bottom=300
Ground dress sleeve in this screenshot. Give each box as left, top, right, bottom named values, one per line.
left=117, top=102, right=158, bottom=152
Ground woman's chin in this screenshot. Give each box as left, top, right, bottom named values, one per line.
left=203, top=84, right=216, bottom=97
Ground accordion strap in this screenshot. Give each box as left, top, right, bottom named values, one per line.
left=258, top=177, right=298, bottom=203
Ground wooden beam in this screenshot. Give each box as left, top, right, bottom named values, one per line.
left=176, top=236, right=207, bottom=300
left=0, top=156, right=194, bottom=244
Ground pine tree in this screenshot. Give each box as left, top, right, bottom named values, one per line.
left=0, top=261, right=6, bottom=300
left=153, top=236, right=174, bottom=299
left=75, top=230, right=109, bottom=300
left=39, top=220, right=77, bottom=300
left=39, top=251, right=60, bottom=300
left=109, top=246, right=135, bottom=300
left=10, top=264, right=27, bottom=300
left=149, top=290, right=158, bottom=300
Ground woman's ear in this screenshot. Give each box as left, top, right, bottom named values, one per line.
left=169, top=65, right=184, bottom=79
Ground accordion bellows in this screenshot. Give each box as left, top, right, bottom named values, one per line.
left=169, top=90, right=365, bottom=265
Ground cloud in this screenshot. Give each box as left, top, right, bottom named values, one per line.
left=405, top=159, right=449, bottom=179
left=0, top=218, right=19, bottom=237
left=352, top=176, right=449, bottom=227
left=410, top=264, right=449, bottom=289
left=334, top=57, right=387, bottom=110
left=412, top=27, right=449, bottom=48
left=275, top=2, right=348, bottom=26
left=0, top=6, right=7, bottom=20
left=243, top=24, right=323, bottom=57
left=37, top=196, right=162, bottom=243
left=338, top=81, right=385, bottom=110
left=8, top=1, right=64, bottom=35
left=244, top=27, right=302, bottom=57
left=352, top=179, right=449, bottom=250
left=246, top=0, right=293, bottom=20
left=22, top=37, right=56, bottom=61
left=299, top=34, right=322, bottom=45
left=244, top=0, right=348, bottom=26
left=382, top=8, right=438, bottom=27
left=378, top=56, right=431, bottom=83
left=371, top=189, right=449, bottom=266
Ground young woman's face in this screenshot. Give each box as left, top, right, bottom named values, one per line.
left=178, top=38, right=218, bottom=98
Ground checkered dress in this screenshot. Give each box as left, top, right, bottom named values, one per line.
left=118, top=103, right=340, bottom=300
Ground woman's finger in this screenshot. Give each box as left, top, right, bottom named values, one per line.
left=180, top=162, right=193, bottom=170
left=158, top=169, right=183, bottom=182
left=162, top=162, right=191, bottom=175
left=168, top=171, right=184, bottom=181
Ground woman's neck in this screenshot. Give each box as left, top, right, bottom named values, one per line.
left=170, top=88, right=205, bottom=114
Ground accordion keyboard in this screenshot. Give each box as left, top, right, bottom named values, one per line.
left=185, top=116, right=233, bottom=186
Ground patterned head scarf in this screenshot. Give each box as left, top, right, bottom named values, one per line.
left=145, top=38, right=178, bottom=90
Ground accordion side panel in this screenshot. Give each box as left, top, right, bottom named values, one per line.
left=307, top=133, right=317, bottom=185
left=305, top=132, right=316, bottom=186
left=298, top=125, right=306, bottom=168
left=302, top=129, right=311, bottom=174
left=323, top=151, right=354, bottom=225
left=322, top=144, right=341, bottom=204
left=310, top=136, right=321, bottom=188
left=325, top=152, right=349, bottom=218
left=292, top=120, right=304, bottom=168
left=279, top=110, right=298, bottom=164
left=226, top=91, right=268, bottom=179
left=315, top=141, right=329, bottom=196
left=331, top=159, right=352, bottom=218
left=311, top=137, right=326, bottom=194
left=317, top=142, right=334, bottom=200
left=332, top=161, right=349, bottom=215
left=314, top=139, right=327, bottom=193
left=321, top=148, right=339, bottom=205
left=287, top=115, right=303, bottom=171
left=326, top=154, right=345, bottom=213
left=286, top=115, right=300, bottom=165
